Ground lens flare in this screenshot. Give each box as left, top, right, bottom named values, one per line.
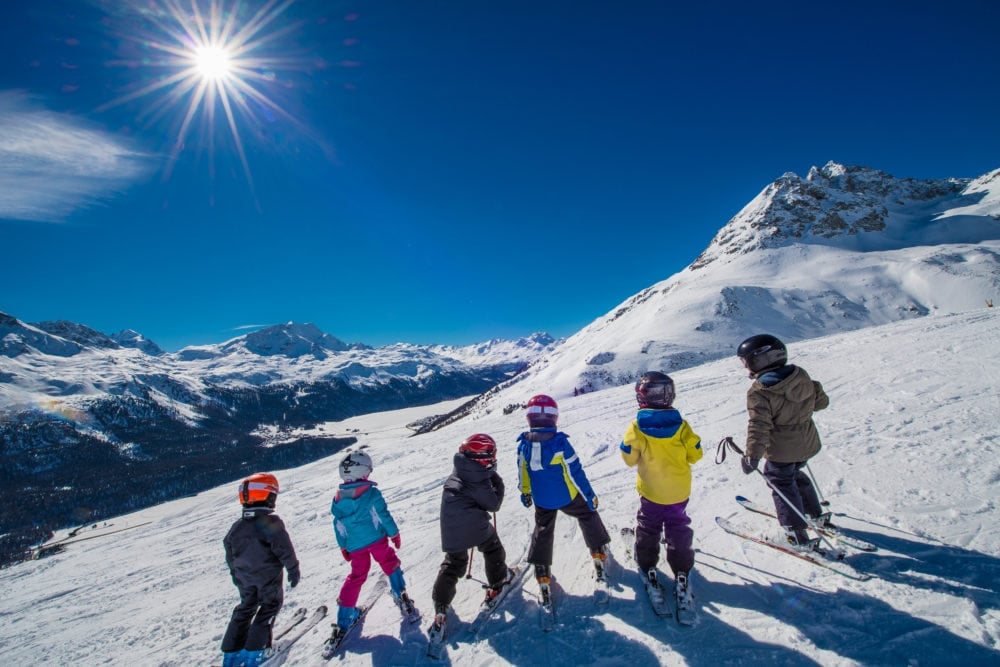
left=99, top=0, right=309, bottom=188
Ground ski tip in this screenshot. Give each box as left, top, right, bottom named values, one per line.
left=316, top=605, right=328, bottom=614
left=735, top=495, right=749, bottom=502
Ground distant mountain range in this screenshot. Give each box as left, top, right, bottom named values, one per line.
left=0, top=318, right=559, bottom=564
left=3, top=160, right=997, bottom=565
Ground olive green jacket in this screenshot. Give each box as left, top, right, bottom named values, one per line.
left=745, top=365, right=829, bottom=463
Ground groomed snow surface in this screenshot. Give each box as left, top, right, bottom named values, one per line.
left=2, top=310, right=998, bottom=666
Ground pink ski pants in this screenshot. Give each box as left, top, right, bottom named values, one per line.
left=337, top=537, right=400, bottom=607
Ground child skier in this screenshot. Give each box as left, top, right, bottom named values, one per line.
left=221, top=472, right=301, bottom=667
left=429, top=434, right=515, bottom=638
left=516, top=394, right=610, bottom=603
left=736, top=334, right=831, bottom=550
left=329, top=451, right=413, bottom=642
left=620, top=372, right=702, bottom=611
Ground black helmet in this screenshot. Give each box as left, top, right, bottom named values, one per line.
left=635, top=371, right=675, bottom=409
left=736, top=334, right=788, bottom=374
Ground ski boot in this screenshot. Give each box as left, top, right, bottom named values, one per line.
left=675, top=571, right=692, bottom=607
left=334, top=605, right=360, bottom=634
left=592, top=545, right=608, bottom=581
left=221, top=650, right=245, bottom=667
left=242, top=649, right=267, bottom=667
left=483, top=567, right=516, bottom=606
left=534, top=564, right=552, bottom=605
left=430, top=603, right=448, bottom=630
left=785, top=527, right=821, bottom=553
left=645, top=568, right=666, bottom=605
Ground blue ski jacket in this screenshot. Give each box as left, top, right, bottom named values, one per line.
left=517, top=428, right=598, bottom=510
left=331, top=480, right=400, bottom=553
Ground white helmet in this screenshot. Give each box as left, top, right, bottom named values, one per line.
left=339, top=451, right=373, bottom=482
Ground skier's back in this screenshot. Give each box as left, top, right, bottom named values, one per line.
left=221, top=473, right=300, bottom=667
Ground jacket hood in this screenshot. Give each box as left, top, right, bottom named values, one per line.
left=755, top=365, right=812, bottom=400
left=453, top=452, right=496, bottom=482
left=635, top=408, right=684, bottom=439
left=521, top=427, right=558, bottom=443
left=332, top=480, right=376, bottom=518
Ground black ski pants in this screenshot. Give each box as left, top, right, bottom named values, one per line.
left=221, top=576, right=283, bottom=652
left=763, top=460, right=823, bottom=530
left=432, top=529, right=508, bottom=612
left=527, top=494, right=610, bottom=567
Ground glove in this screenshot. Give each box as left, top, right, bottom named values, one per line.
left=741, top=456, right=760, bottom=475
left=588, top=496, right=599, bottom=511
left=520, top=493, right=533, bottom=508
left=341, top=548, right=351, bottom=562
left=391, top=534, right=401, bottom=549
left=287, top=568, right=300, bottom=589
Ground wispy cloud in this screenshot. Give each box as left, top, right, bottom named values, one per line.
left=232, top=324, right=269, bottom=331
left=0, top=91, right=150, bottom=223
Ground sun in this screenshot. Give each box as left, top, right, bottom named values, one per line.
left=194, top=45, right=232, bottom=80
left=98, top=0, right=309, bottom=188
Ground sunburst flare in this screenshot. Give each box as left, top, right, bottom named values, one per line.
left=99, top=0, right=308, bottom=187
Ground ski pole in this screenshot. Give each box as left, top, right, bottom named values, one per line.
left=805, top=462, right=830, bottom=507
left=720, top=438, right=841, bottom=555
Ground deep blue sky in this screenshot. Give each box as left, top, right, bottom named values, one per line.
left=2, top=1, right=998, bottom=351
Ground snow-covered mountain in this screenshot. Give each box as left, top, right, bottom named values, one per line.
left=4, top=309, right=997, bottom=665
left=0, top=318, right=560, bottom=564
left=503, top=162, right=999, bottom=399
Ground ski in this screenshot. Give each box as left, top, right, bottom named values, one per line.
left=465, top=566, right=528, bottom=636
left=273, top=607, right=308, bottom=641
left=735, top=495, right=877, bottom=552
left=673, top=574, right=697, bottom=626
left=321, top=577, right=388, bottom=659
left=256, top=605, right=327, bottom=666
left=639, top=569, right=674, bottom=618
left=594, top=564, right=610, bottom=606
left=716, top=516, right=871, bottom=582
left=538, top=583, right=556, bottom=632
left=425, top=615, right=448, bottom=660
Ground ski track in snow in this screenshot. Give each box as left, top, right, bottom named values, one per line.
left=1, top=311, right=999, bottom=665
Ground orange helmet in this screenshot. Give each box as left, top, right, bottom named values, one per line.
left=238, top=472, right=280, bottom=506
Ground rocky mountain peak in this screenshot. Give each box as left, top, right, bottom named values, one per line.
left=690, top=163, right=972, bottom=270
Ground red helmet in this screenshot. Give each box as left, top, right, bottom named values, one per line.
left=459, top=433, right=498, bottom=468
left=525, top=394, right=559, bottom=428
left=238, top=472, right=279, bottom=507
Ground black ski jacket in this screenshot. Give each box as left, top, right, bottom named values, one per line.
left=224, top=507, right=300, bottom=588
left=439, top=453, right=505, bottom=553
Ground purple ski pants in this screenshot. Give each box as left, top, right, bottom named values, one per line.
left=633, top=497, right=694, bottom=575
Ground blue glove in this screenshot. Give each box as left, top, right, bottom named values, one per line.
left=520, top=493, right=533, bottom=508
left=741, top=456, right=760, bottom=475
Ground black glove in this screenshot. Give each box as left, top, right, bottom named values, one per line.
left=520, top=493, right=533, bottom=508
left=287, top=567, right=300, bottom=588
left=741, top=456, right=760, bottom=475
